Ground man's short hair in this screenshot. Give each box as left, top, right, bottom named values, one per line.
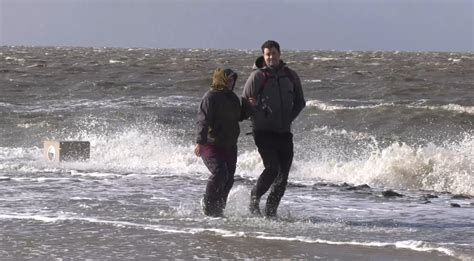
left=261, top=40, right=280, bottom=53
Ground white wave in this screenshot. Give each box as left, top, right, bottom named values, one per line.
left=0, top=213, right=193, bottom=234
left=0, top=214, right=61, bottom=223
left=312, top=57, right=339, bottom=61
left=306, top=100, right=392, bottom=111
left=236, top=150, right=263, bottom=179
left=304, top=79, right=322, bottom=83
left=5, top=56, right=25, bottom=63
left=0, top=163, right=51, bottom=173
left=312, top=126, right=375, bottom=142
left=225, top=185, right=253, bottom=216
left=0, top=213, right=241, bottom=237
left=55, top=127, right=207, bottom=176
left=17, top=121, right=50, bottom=129
left=109, top=59, right=125, bottom=64
left=69, top=171, right=121, bottom=178
left=0, top=124, right=207, bottom=177
left=6, top=98, right=127, bottom=113
left=70, top=196, right=95, bottom=200
left=0, top=124, right=206, bottom=178
left=306, top=99, right=474, bottom=115
left=37, top=177, right=75, bottom=183
left=7, top=96, right=199, bottom=113
left=255, top=235, right=454, bottom=257
left=0, top=147, right=69, bottom=175
left=2, top=124, right=471, bottom=196
left=306, top=100, right=347, bottom=111
left=448, top=58, right=462, bottom=64
left=0, top=175, right=86, bottom=184
left=408, top=104, right=474, bottom=115
left=0, top=101, right=14, bottom=108
left=0, top=147, right=41, bottom=165
left=0, top=213, right=454, bottom=257
left=142, top=95, right=200, bottom=108
left=291, top=135, right=474, bottom=195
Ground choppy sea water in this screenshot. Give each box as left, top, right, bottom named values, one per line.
left=0, top=46, right=473, bottom=260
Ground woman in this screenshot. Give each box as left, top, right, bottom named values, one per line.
left=195, top=68, right=244, bottom=217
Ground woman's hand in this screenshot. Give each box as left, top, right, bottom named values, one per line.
left=194, top=144, right=201, bottom=157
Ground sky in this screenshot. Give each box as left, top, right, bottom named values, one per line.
left=1, top=0, right=473, bottom=52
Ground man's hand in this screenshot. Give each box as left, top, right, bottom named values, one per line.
left=248, top=97, right=257, bottom=107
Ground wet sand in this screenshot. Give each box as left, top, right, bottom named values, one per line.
left=1, top=220, right=460, bottom=260
left=167, top=233, right=459, bottom=260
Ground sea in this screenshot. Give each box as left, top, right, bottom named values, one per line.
left=0, top=46, right=473, bottom=260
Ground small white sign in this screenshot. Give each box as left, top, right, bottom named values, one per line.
left=47, top=145, right=56, bottom=161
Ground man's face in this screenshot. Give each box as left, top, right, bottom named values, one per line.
left=263, top=47, right=281, bottom=68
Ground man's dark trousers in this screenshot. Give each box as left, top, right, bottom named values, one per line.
left=251, top=131, right=293, bottom=217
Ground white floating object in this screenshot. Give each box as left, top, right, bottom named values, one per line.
left=43, top=140, right=90, bottom=162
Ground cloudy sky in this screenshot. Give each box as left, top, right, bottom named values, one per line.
left=1, top=0, right=473, bottom=52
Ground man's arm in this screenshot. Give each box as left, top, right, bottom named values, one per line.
left=242, top=71, right=258, bottom=99
left=240, top=96, right=256, bottom=121
left=290, top=70, right=306, bottom=121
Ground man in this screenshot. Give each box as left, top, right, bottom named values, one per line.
left=242, top=40, right=306, bottom=218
